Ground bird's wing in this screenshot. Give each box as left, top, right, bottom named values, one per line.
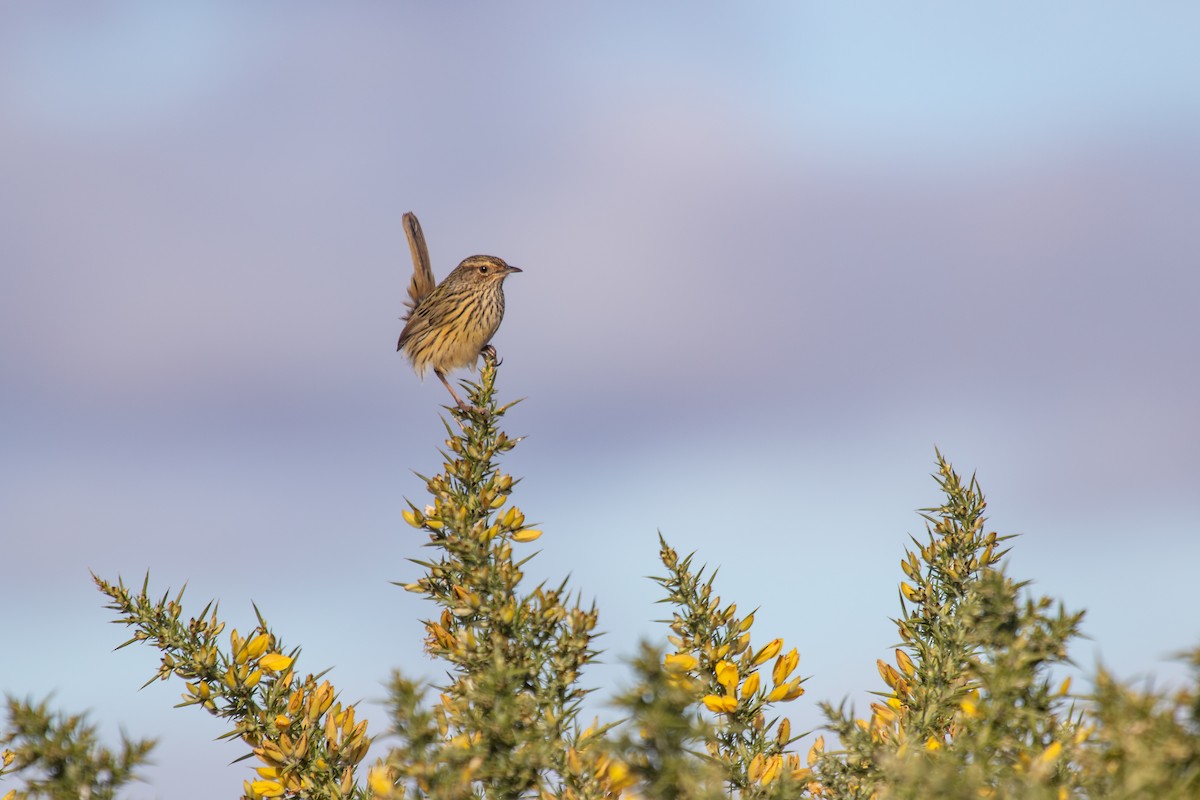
left=402, top=211, right=435, bottom=316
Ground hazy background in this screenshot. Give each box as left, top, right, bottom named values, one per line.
left=2, top=4, right=1198, bottom=798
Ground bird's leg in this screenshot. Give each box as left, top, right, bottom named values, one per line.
left=435, top=369, right=475, bottom=414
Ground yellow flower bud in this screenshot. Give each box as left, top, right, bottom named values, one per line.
left=513, top=529, right=542, bottom=542
left=877, top=660, right=901, bottom=690
left=753, top=638, right=783, bottom=666
left=741, top=671, right=760, bottom=699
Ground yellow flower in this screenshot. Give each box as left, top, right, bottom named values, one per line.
left=790, top=767, right=813, bottom=782
left=767, top=677, right=805, bottom=702
left=807, top=736, right=824, bottom=766
left=740, top=671, right=760, bottom=699
left=772, top=648, right=799, bottom=687
left=715, top=660, right=739, bottom=695
left=1036, top=741, right=1063, bottom=767
left=367, top=765, right=394, bottom=796
left=752, top=638, right=783, bottom=666
left=259, top=653, right=294, bottom=672
left=925, top=736, right=942, bottom=751
left=250, top=779, right=285, bottom=798
left=759, top=754, right=782, bottom=785
left=244, top=633, right=271, bottom=660
left=702, top=694, right=738, bottom=713
left=664, top=652, right=698, bottom=672
left=605, top=759, right=635, bottom=791
left=748, top=753, right=765, bottom=782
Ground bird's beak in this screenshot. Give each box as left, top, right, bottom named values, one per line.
left=505, top=265, right=523, bottom=274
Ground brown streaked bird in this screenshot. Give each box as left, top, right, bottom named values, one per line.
left=397, top=213, right=521, bottom=412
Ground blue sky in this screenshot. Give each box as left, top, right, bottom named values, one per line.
left=2, top=4, right=1198, bottom=798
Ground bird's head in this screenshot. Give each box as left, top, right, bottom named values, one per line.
left=452, top=255, right=522, bottom=285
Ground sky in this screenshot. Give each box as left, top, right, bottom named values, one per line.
left=2, top=3, right=1198, bottom=798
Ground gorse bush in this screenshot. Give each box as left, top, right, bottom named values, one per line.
left=4, top=362, right=1198, bottom=799
left=0, top=698, right=153, bottom=800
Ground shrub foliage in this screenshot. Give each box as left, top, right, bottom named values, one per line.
left=4, top=362, right=1197, bottom=799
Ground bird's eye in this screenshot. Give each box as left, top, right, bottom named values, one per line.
left=478, top=265, right=489, bottom=274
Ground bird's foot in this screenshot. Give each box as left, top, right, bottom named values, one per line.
left=452, top=399, right=488, bottom=416
left=480, top=345, right=501, bottom=366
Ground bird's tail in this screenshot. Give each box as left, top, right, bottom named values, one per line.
left=402, top=211, right=435, bottom=317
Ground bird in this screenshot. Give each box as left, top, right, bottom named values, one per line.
left=397, top=213, right=521, bottom=412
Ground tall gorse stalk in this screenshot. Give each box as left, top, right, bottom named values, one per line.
left=815, top=453, right=1089, bottom=799
left=374, top=356, right=603, bottom=800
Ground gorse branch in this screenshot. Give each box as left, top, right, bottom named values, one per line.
left=0, top=697, right=154, bottom=800
left=93, top=575, right=369, bottom=800
left=652, top=538, right=812, bottom=795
